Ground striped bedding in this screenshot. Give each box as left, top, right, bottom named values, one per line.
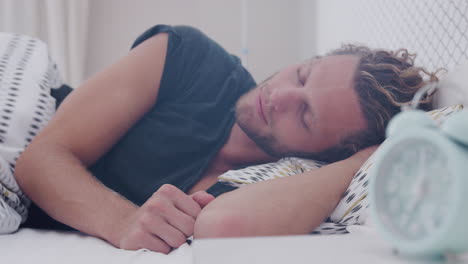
left=0, top=32, right=62, bottom=233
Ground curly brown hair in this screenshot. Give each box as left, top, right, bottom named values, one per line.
left=314, top=44, right=440, bottom=162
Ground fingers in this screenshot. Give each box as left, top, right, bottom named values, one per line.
left=144, top=217, right=188, bottom=248
left=159, top=204, right=196, bottom=237
left=138, top=232, right=172, bottom=254
left=131, top=185, right=216, bottom=252
left=190, top=191, right=215, bottom=208
left=130, top=203, right=190, bottom=249
left=119, top=227, right=171, bottom=254
left=157, top=184, right=201, bottom=218
left=119, top=185, right=209, bottom=253
left=145, top=194, right=196, bottom=237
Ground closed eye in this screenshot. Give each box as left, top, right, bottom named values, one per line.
left=301, top=103, right=309, bottom=130
left=297, top=67, right=305, bottom=86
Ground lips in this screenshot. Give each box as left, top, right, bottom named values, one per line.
left=257, top=89, right=268, bottom=125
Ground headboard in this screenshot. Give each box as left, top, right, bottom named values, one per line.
left=315, top=0, right=468, bottom=107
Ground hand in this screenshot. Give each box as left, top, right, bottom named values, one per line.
left=115, top=184, right=215, bottom=253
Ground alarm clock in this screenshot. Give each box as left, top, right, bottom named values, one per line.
left=369, top=109, right=468, bottom=258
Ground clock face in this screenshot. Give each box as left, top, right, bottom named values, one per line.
left=375, top=138, right=452, bottom=241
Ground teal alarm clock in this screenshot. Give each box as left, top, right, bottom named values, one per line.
left=369, top=108, right=468, bottom=258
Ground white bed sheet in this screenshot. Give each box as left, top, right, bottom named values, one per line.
left=194, top=223, right=468, bottom=264
left=3, top=220, right=468, bottom=264
left=0, top=228, right=192, bottom=264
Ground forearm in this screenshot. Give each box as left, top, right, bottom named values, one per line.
left=15, top=141, right=136, bottom=244
left=194, top=152, right=370, bottom=238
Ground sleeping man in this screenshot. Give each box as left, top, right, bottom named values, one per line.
left=14, top=25, right=436, bottom=253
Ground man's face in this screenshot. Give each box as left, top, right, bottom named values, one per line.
left=235, top=55, right=367, bottom=157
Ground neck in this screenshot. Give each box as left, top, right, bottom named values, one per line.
left=215, top=123, right=277, bottom=170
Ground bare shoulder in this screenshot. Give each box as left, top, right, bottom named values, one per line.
left=31, top=33, right=169, bottom=166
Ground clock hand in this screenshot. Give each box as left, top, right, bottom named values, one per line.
left=422, top=204, right=436, bottom=233
left=403, top=152, right=427, bottom=228
left=402, top=190, right=424, bottom=228
left=411, top=150, right=427, bottom=195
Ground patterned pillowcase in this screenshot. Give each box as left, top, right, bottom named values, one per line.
left=218, top=157, right=326, bottom=187
left=0, top=33, right=63, bottom=234
left=331, top=104, right=464, bottom=227
left=217, top=104, right=464, bottom=235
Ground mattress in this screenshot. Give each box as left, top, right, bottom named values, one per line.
left=5, top=224, right=464, bottom=264
left=0, top=228, right=192, bottom=264
left=194, top=224, right=468, bottom=264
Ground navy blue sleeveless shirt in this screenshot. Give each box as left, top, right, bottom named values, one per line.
left=88, top=25, right=255, bottom=206
left=24, top=25, right=255, bottom=229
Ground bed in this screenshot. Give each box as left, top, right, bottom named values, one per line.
left=1, top=228, right=192, bottom=263
left=193, top=225, right=468, bottom=264
left=2, top=1, right=468, bottom=263
left=0, top=31, right=196, bottom=264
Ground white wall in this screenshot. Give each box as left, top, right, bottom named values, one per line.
left=4, top=1, right=466, bottom=86
left=85, top=0, right=304, bottom=83
left=299, top=0, right=317, bottom=60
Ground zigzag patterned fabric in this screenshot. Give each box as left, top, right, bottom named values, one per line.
left=0, top=32, right=62, bottom=234
left=217, top=157, right=350, bottom=234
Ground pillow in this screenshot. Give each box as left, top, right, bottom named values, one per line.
left=217, top=104, right=464, bottom=235
left=330, top=104, right=464, bottom=230
left=218, top=157, right=325, bottom=187
left=0, top=32, right=63, bottom=233
left=433, top=61, right=468, bottom=109
left=0, top=155, right=25, bottom=234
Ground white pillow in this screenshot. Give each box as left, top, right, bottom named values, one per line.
left=0, top=33, right=62, bottom=165
left=434, top=61, right=468, bottom=108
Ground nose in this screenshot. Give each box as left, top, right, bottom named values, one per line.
left=269, top=87, right=304, bottom=114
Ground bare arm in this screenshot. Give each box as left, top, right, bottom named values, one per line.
left=15, top=33, right=213, bottom=253
left=193, top=147, right=377, bottom=238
